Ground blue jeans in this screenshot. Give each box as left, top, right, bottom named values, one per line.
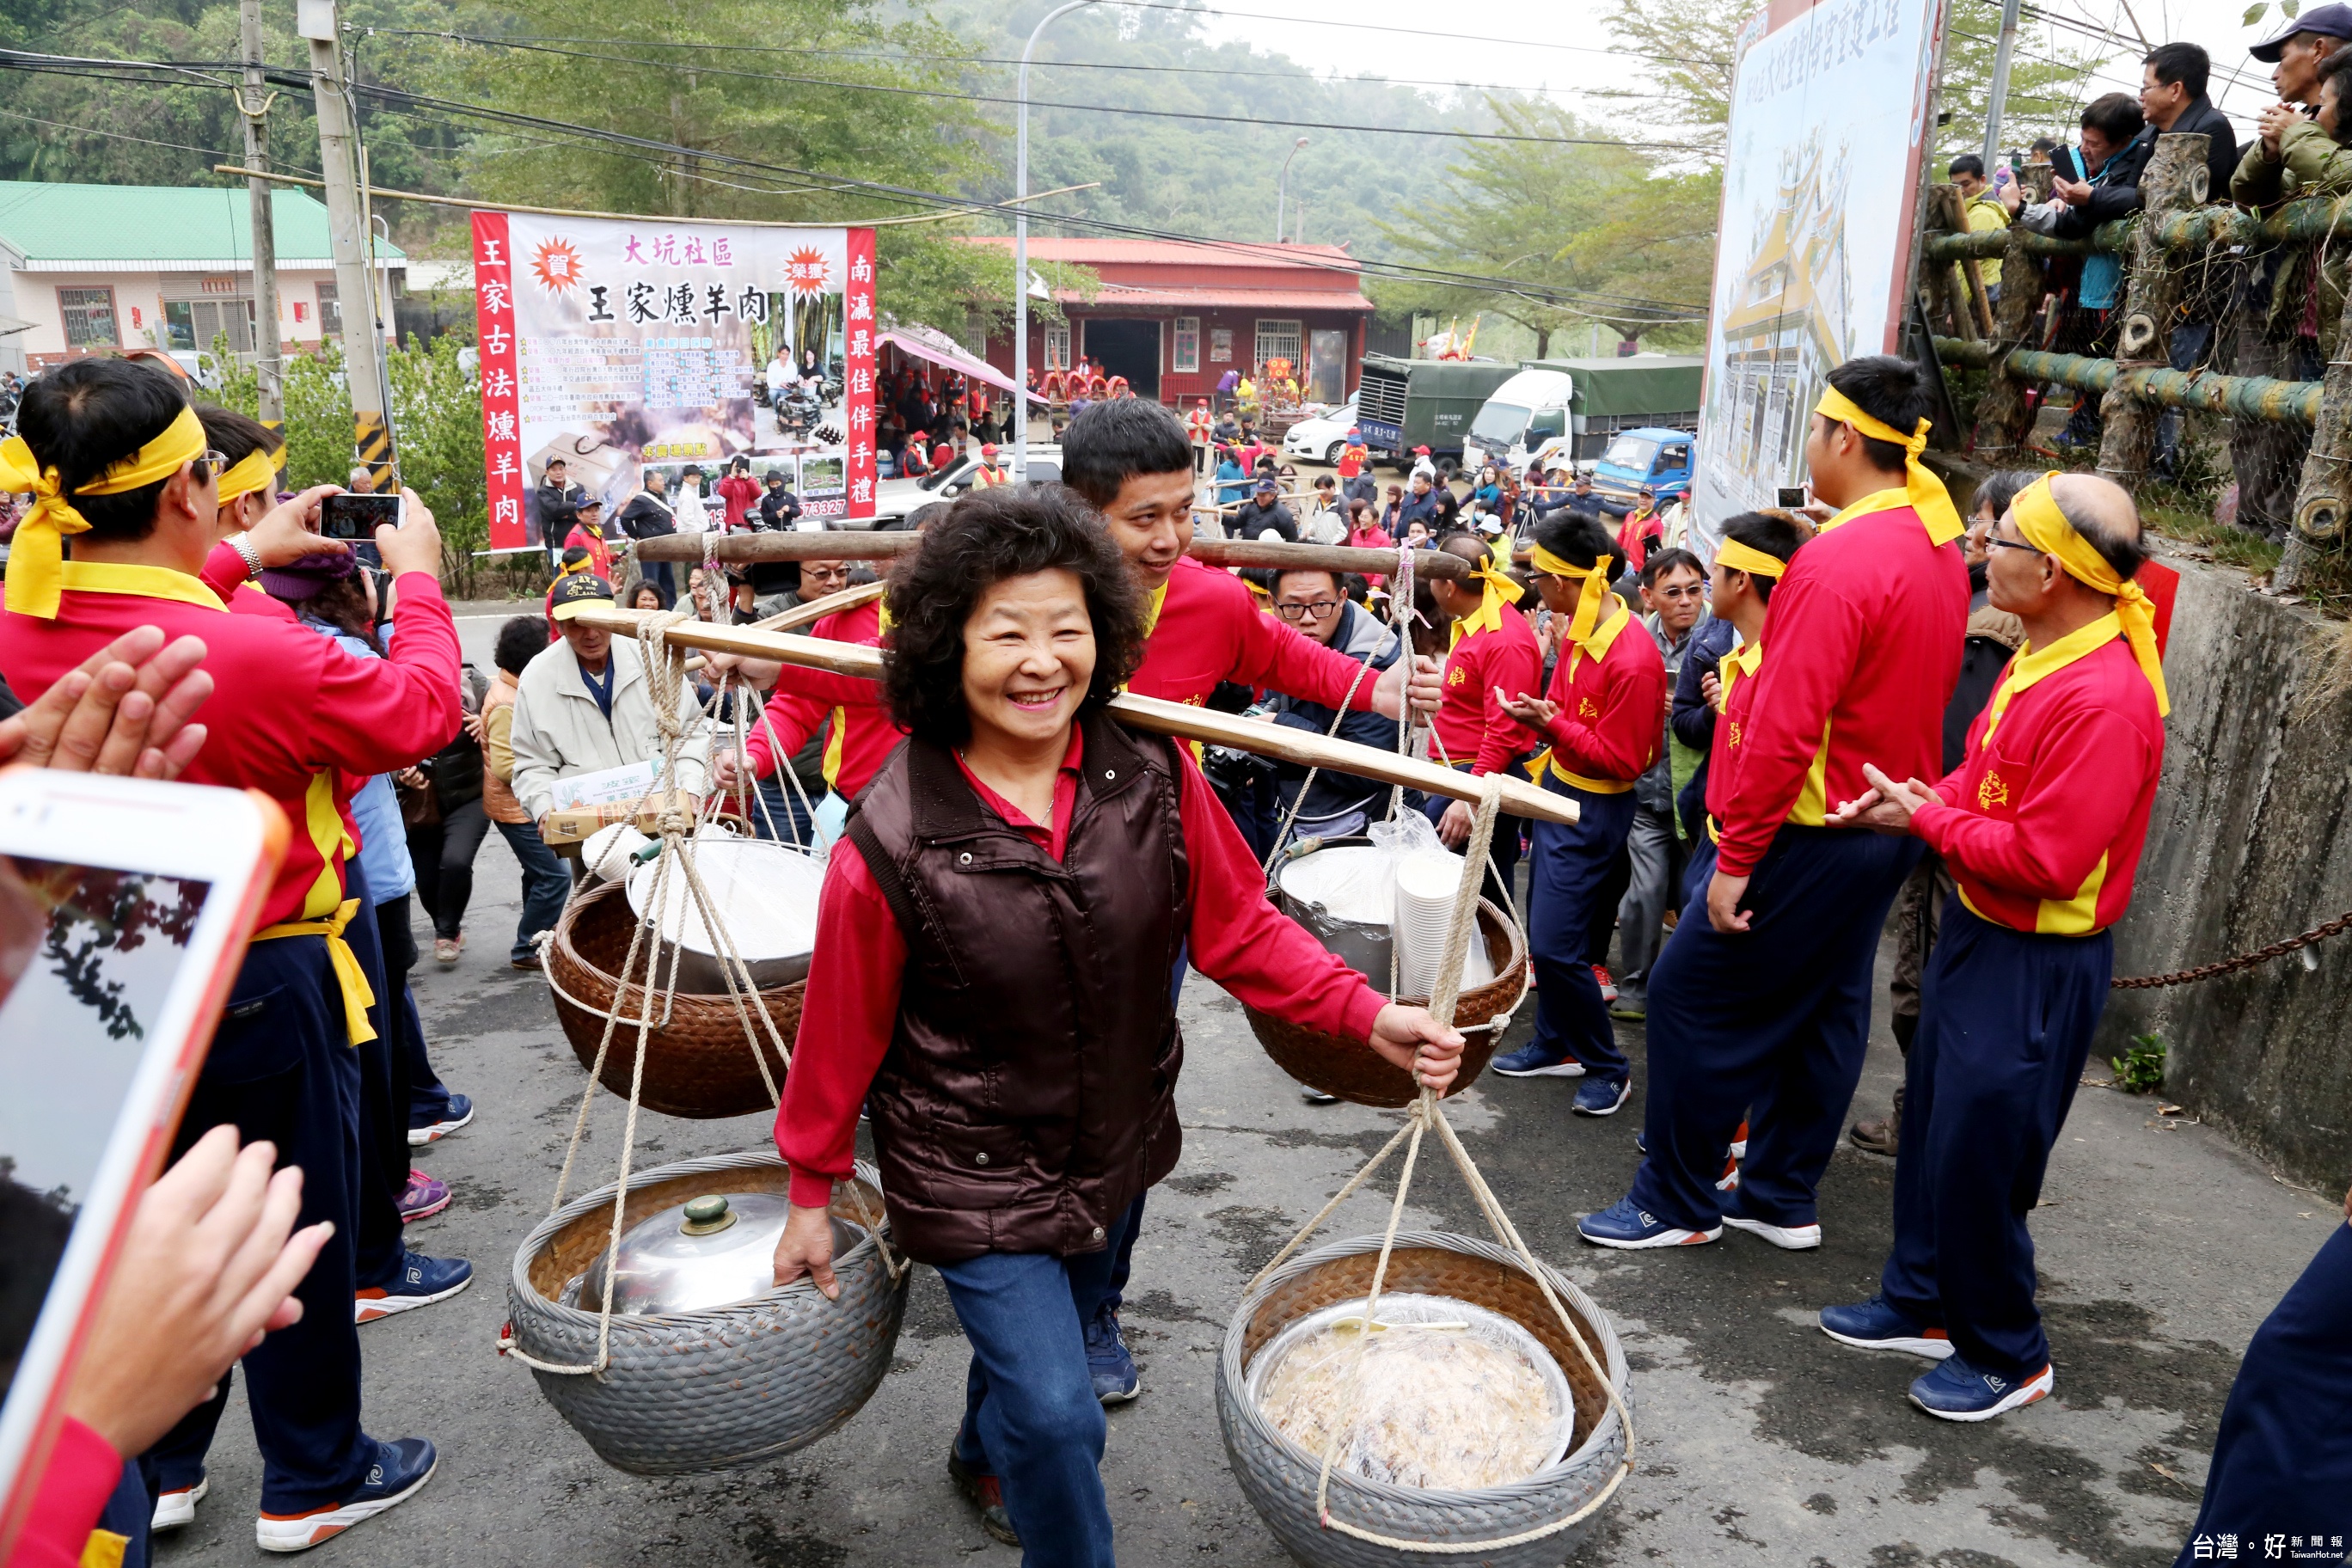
left=936, top=1198, right=1142, bottom=1568
left=1881, top=902, right=2111, bottom=1380
left=748, top=769, right=817, bottom=846
left=498, top=818, right=570, bottom=963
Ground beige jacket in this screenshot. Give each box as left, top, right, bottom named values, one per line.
left=509, top=636, right=708, bottom=823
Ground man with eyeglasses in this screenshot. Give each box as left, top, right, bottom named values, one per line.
left=1262, top=567, right=1403, bottom=845
left=1606, top=548, right=1711, bottom=1022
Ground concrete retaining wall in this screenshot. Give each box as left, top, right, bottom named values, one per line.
left=2102, top=548, right=2352, bottom=1195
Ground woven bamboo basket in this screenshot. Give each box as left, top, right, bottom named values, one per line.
left=1217, top=1231, right=1628, bottom=1567
left=1246, top=900, right=1525, bottom=1108
left=505, top=1149, right=905, bottom=1475
left=547, top=877, right=798, bottom=1118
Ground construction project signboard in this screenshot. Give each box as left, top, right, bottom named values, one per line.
left=1690, top=0, right=1951, bottom=554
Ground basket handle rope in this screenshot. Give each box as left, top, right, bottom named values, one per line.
left=1241, top=778, right=1633, bottom=1552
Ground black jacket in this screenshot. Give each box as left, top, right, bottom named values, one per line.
left=2071, top=99, right=2238, bottom=226
left=1235, top=499, right=1297, bottom=542
left=1269, top=599, right=1404, bottom=826
left=616, top=491, right=677, bottom=540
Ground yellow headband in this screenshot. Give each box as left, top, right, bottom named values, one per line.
left=1813, top=385, right=1964, bottom=547
left=215, top=444, right=284, bottom=506
left=1447, top=554, right=1522, bottom=646
left=1529, top=542, right=1616, bottom=646
left=1713, top=537, right=1788, bottom=580
left=2012, top=473, right=2170, bottom=716
left=2, top=404, right=208, bottom=619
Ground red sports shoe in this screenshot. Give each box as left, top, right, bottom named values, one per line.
left=1591, top=964, right=1618, bottom=1003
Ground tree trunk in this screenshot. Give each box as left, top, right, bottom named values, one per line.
left=1971, top=166, right=2057, bottom=457
left=2281, top=269, right=2352, bottom=589
left=2097, top=132, right=2210, bottom=489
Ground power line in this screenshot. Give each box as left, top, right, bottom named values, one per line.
left=0, top=105, right=301, bottom=171
left=359, top=31, right=1681, bottom=150
left=0, top=47, right=1706, bottom=318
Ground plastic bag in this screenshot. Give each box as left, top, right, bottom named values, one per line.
left=1253, top=1293, right=1574, bottom=1490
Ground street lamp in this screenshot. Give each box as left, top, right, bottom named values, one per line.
left=1275, top=137, right=1309, bottom=243
left=1014, top=0, right=1101, bottom=485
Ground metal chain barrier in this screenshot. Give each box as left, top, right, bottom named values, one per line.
left=2110, top=907, right=2352, bottom=989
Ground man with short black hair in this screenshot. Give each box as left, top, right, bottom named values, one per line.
left=534, top=457, right=585, bottom=568
left=1421, top=527, right=1543, bottom=914
left=1946, top=155, right=2010, bottom=231
left=1583, top=353, right=1969, bottom=1253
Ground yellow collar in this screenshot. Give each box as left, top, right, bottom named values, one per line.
left=1568, top=593, right=1631, bottom=677
left=1980, top=611, right=2121, bottom=745
left=55, top=559, right=226, bottom=611
left=1141, top=579, right=1170, bottom=638
left=1717, top=635, right=1766, bottom=710
left=1818, top=487, right=1914, bottom=532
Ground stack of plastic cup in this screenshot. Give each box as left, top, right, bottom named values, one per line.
left=1393, top=848, right=1492, bottom=998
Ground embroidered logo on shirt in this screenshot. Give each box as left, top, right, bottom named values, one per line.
left=1978, top=769, right=2010, bottom=810
left=1447, top=666, right=1467, bottom=687
left=1578, top=697, right=1600, bottom=719
left=1727, top=720, right=1742, bottom=749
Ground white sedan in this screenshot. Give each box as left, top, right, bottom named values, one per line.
left=1281, top=405, right=1359, bottom=465
left=853, top=444, right=1064, bottom=530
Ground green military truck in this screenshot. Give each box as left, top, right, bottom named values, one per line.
left=1352, top=352, right=1521, bottom=468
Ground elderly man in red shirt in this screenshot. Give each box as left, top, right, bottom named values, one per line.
left=1816, top=472, right=2167, bottom=1422
left=1584, top=354, right=1969, bottom=1253
left=0, top=358, right=461, bottom=1551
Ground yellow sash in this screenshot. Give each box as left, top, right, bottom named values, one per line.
left=252, top=897, right=378, bottom=1046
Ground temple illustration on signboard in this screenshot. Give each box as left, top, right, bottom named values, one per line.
left=1706, top=136, right=1853, bottom=513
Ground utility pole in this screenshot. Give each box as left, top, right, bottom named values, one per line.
left=1981, top=0, right=2023, bottom=174
left=297, top=0, right=393, bottom=486
left=237, top=0, right=282, bottom=440
left=1014, top=0, right=1102, bottom=484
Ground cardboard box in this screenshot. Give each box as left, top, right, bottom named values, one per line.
left=541, top=789, right=702, bottom=847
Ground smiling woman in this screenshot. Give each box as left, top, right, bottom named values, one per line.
left=766, top=483, right=1467, bottom=1556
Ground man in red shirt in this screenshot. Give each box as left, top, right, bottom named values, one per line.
left=1055, top=397, right=1442, bottom=1400
left=1585, top=354, right=1969, bottom=1252
left=0, top=358, right=461, bottom=1549
left=1489, top=513, right=1666, bottom=1112
left=1815, top=472, right=2165, bottom=1422
left=715, top=582, right=903, bottom=819
left=1419, top=530, right=1540, bottom=909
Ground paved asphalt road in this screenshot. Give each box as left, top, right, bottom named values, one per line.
left=150, top=603, right=2341, bottom=1568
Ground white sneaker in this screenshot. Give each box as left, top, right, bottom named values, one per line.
left=1723, top=1213, right=1822, bottom=1250
left=152, top=1477, right=208, bottom=1531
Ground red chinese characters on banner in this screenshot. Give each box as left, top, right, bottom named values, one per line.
left=844, top=228, right=877, bottom=523
left=472, top=211, right=529, bottom=552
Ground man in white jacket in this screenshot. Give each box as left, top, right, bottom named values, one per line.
left=510, top=574, right=709, bottom=830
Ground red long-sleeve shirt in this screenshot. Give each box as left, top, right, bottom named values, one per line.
left=739, top=601, right=906, bottom=799
left=0, top=561, right=462, bottom=928
left=775, top=726, right=1387, bottom=1207
left=1128, top=556, right=1387, bottom=711
left=1525, top=603, right=1665, bottom=787
left=1712, top=500, right=1967, bottom=877
left=1912, top=628, right=2163, bottom=935
left=14, top=1417, right=121, bottom=1568
left=1704, top=640, right=1767, bottom=827
left=1430, top=603, right=1542, bottom=775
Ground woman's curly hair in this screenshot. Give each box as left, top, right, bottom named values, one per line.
left=882, top=485, right=1146, bottom=748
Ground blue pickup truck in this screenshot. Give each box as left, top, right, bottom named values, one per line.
left=1589, top=426, right=1694, bottom=505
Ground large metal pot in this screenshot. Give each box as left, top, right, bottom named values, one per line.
left=1274, top=840, right=1396, bottom=982
left=623, top=837, right=825, bottom=994
left=506, top=1149, right=905, bottom=1475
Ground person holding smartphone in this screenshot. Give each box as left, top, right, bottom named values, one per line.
left=0, top=358, right=463, bottom=1552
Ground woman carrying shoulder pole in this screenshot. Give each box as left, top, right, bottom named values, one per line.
left=769, top=485, right=1464, bottom=1566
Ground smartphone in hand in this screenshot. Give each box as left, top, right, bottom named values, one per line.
left=320, top=492, right=402, bottom=542
left=0, top=773, right=284, bottom=1557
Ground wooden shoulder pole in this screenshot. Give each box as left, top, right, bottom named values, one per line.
left=567, top=609, right=1577, bottom=827
left=631, top=528, right=1479, bottom=582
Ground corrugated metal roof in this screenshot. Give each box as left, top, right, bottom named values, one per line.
left=0, top=181, right=405, bottom=268
left=965, top=236, right=1361, bottom=273
left=1063, top=285, right=1373, bottom=312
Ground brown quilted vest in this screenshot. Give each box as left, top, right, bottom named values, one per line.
left=842, top=712, right=1191, bottom=1265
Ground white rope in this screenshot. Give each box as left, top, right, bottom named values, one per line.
left=1243, top=782, right=1634, bottom=1552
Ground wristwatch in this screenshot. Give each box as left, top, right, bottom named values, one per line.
left=230, top=533, right=266, bottom=580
